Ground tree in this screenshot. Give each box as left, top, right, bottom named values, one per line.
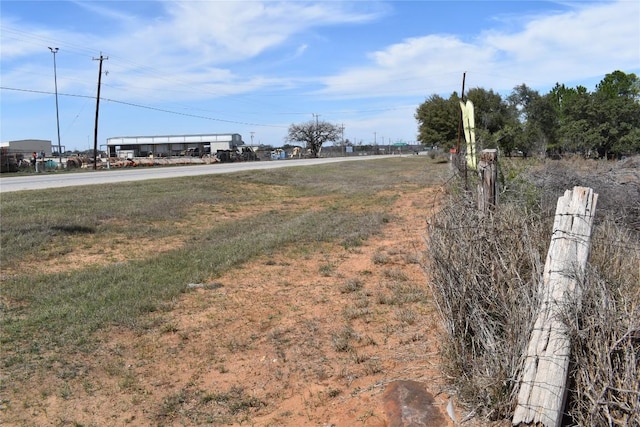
left=590, top=95, right=640, bottom=158
left=415, top=93, right=459, bottom=148
left=551, top=84, right=594, bottom=155
left=494, top=122, right=522, bottom=157
left=549, top=72, right=640, bottom=158
left=466, top=88, right=508, bottom=133
left=591, top=71, right=640, bottom=158
left=595, top=70, right=640, bottom=100
left=286, top=120, right=341, bottom=158
left=528, top=94, right=559, bottom=154
left=413, top=71, right=640, bottom=160
left=503, top=84, right=560, bottom=157
left=466, top=87, right=510, bottom=149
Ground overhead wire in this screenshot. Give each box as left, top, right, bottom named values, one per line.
left=1, top=23, right=446, bottom=118
left=0, top=86, right=287, bottom=128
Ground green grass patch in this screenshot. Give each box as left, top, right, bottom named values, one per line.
left=0, top=157, right=449, bottom=377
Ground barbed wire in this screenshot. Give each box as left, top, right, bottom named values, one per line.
left=420, top=165, right=639, bottom=253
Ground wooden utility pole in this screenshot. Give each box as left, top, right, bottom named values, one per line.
left=477, top=149, right=498, bottom=212
left=513, top=186, right=598, bottom=427
left=93, top=53, right=108, bottom=170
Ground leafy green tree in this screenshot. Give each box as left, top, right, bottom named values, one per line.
left=595, top=70, right=640, bottom=100
left=286, top=120, right=341, bottom=158
left=591, top=95, right=640, bottom=158
left=415, top=93, right=459, bottom=148
left=507, top=84, right=552, bottom=156
left=615, top=128, right=640, bottom=155
left=550, top=84, right=593, bottom=155
left=529, top=94, right=559, bottom=154
left=550, top=72, right=640, bottom=158
left=591, top=71, right=640, bottom=158
left=493, top=122, right=521, bottom=157
left=413, top=71, right=640, bottom=159
left=466, top=87, right=510, bottom=149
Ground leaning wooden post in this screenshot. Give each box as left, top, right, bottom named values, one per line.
left=513, top=186, right=598, bottom=427
left=477, top=149, right=498, bottom=212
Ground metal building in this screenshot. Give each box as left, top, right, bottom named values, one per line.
left=106, top=133, right=244, bottom=158
left=1, top=139, right=53, bottom=157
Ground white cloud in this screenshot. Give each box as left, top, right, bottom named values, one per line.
left=2, top=0, right=638, bottom=149
left=320, top=0, right=639, bottom=99
left=127, top=1, right=383, bottom=65
left=294, top=44, right=309, bottom=58
left=319, top=35, right=492, bottom=98
left=74, top=1, right=385, bottom=101
left=71, top=0, right=139, bottom=25
left=482, top=0, right=640, bottom=83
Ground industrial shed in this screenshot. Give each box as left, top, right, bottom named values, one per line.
left=106, top=133, right=245, bottom=158
left=1, top=139, right=53, bottom=157
left=1, top=139, right=56, bottom=172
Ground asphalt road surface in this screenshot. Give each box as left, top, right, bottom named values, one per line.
left=0, top=156, right=397, bottom=193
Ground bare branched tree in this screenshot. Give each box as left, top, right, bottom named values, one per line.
left=286, top=120, right=341, bottom=158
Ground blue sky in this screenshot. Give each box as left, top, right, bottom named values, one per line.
left=1, top=1, right=639, bottom=151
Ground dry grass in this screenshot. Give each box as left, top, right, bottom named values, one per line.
left=564, top=220, right=640, bottom=426
left=425, top=156, right=640, bottom=424
left=1, top=157, right=453, bottom=426
left=426, top=200, right=546, bottom=420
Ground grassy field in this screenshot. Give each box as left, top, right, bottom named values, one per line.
left=2, top=158, right=436, bottom=346
left=1, top=156, right=450, bottom=421
left=4, top=154, right=636, bottom=426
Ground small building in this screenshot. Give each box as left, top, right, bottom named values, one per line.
left=1, top=139, right=53, bottom=157
left=106, top=133, right=245, bottom=158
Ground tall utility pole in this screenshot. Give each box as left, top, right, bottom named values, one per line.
left=93, top=53, right=108, bottom=170
left=48, top=47, right=62, bottom=167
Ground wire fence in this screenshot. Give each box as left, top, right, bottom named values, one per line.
left=423, top=154, right=639, bottom=425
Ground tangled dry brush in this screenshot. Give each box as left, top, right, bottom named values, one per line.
left=424, top=156, right=639, bottom=426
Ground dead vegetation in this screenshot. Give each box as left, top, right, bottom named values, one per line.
left=425, top=156, right=640, bottom=424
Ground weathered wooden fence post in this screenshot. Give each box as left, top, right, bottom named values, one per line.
left=477, top=149, right=498, bottom=212
left=513, top=186, right=598, bottom=427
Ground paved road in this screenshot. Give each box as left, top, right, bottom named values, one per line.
left=0, top=156, right=397, bottom=193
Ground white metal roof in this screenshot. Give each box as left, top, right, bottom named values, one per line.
left=106, top=133, right=241, bottom=146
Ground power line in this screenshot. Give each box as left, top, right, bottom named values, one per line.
left=0, top=86, right=287, bottom=128
left=1, top=24, right=435, bottom=114
left=1, top=85, right=419, bottom=127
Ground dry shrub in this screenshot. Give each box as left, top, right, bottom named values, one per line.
left=522, top=156, right=640, bottom=234
left=564, top=219, right=640, bottom=427
left=426, top=157, right=639, bottom=423
left=521, top=157, right=640, bottom=425
left=425, top=195, right=549, bottom=420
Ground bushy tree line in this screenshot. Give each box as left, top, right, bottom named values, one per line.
left=415, top=70, right=640, bottom=159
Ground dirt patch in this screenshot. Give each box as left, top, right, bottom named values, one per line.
left=3, top=186, right=490, bottom=426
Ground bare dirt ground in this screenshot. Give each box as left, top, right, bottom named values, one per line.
left=3, top=185, right=493, bottom=426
